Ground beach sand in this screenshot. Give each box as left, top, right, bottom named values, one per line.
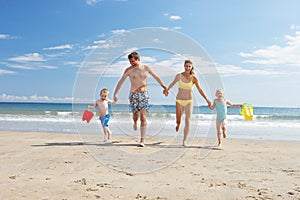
left=0, top=130, right=299, bottom=200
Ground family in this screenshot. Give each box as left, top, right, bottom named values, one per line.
left=89, top=52, right=241, bottom=147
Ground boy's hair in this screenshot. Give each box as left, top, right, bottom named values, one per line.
left=128, top=52, right=140, bottom=60
left=215, top=89, right=225, bottom=97
left=100, top=88, right=109, bottom=95
left=184, top=60, right=194, bottom=75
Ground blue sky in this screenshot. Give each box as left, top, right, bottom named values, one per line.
left=1, top=0, right=300, bottom=107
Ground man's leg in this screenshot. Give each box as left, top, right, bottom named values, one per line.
left=139, top=109, right=147, bottom=146
left=133, top=113, right=138, bottom=131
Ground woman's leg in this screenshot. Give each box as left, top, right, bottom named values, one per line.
left=183, top=102, right=193, bottom=146
left=175, top=102, right=183, bottom=132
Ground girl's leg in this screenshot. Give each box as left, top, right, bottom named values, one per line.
left=222, top=119, right=227, bottom=138
left=183, top=102, right=193, bottom=146
left=216, top=119, right=222, bottom=146
left=175, top=102, right=183, bottom=132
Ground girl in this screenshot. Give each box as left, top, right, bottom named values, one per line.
left=210, top=89, right=241, bottom=146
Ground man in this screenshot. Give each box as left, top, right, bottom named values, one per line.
left=113, top=52, right=167, bottom=147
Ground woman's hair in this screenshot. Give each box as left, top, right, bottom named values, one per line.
left=184, top=60, right=194, bottom=75
left=128, top=52, right=140, bottom=60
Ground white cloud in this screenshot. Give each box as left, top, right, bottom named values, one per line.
left=43, top=44, right=74, bottom=50
left=152, top=38, right=160, bottom=44
left=173, top=26, right=182, bottom=30
left=240, top=31, right=300, bottom=67
left=170, top=15, right=182, bottom=20
left=0, top=69, right=16, bottom=75
left=93, top=40, right=106, bottom=44
left=0, top=34, right=10, bottom=39
left=64, top=61, right=81, bottom=67
left=86, top=0, right=102, bottom=6
left=290, top=24, right=300, bottom=30
left=7, top=53, right=46, bottom=63
left=111, top=29, right=128, bottom=35
left=1, top=62, right=34, bottom=70
left=216, top=64, right=290, bottom=77
left=39, top=65, right=57, bottom=69
left=0, top=93, right=89, bottom=103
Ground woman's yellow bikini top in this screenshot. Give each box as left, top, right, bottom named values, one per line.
left=178, top=74, right=194, bottom=90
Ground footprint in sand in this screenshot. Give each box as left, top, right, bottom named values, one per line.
left=74, top=178, right=87, bottom=185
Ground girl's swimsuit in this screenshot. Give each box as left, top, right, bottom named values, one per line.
left=176, top=75, right=194, bottom=107
left=215, top=99, right=227, bottom=122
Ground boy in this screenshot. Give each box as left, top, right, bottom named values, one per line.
left=89, top=88, right=115, bottom=142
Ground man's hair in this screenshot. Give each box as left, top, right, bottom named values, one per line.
left=128, top=52, right=140, bottom=60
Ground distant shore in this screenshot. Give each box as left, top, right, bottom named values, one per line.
left=1, top=130, right=299, bottom=199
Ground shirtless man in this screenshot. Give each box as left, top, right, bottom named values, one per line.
left=113, top=52, right=167, bottom=147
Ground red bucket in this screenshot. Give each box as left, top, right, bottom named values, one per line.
left=82, top=110, right=94, bottom=123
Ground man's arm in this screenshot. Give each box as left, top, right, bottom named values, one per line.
left=113, top=68, right=130, bottom=102
left=147, top=66, right=167, bottom=90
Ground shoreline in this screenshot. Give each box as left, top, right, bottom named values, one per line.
left=1, top=130, right=300, bottom=199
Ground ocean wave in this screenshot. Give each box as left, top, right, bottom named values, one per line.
left=256, top=115, right=300, bottom=120
left=0, top=114, right=75, bottom=123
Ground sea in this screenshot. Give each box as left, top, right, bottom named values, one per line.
left=0, top=102, right=300, bottom=141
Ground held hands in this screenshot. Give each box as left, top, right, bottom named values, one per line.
left=163, top=88, right=169, bottom=96
left=114, top=95, right=118, bottom=103
left=207, top=100, right=211, bottom=107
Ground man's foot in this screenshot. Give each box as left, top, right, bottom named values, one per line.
left=222, top=127, right=227, bottom=138
left=183, top=141, right=187, bottom=147
left=133, top=122, right=137, bottom=131
left=138, top=143, right=145, bottom=147
left=103, top=139, right=108, bottom=143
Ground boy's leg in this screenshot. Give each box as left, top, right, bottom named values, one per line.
left=106, top=127, right=111, bottom=140
left=102, top=126, right=108, bottom=142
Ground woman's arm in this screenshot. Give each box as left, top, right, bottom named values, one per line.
left=193, top=76, right=211, bottom=106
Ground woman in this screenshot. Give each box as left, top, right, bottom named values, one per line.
left=164, top=60, right=211, bottom=146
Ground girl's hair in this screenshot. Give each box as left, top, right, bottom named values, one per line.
left=128, top=52, right=140, bottom=60
left=184, top=60, right=194, bottom=75
left=215, top=89, right=225, bottom=98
